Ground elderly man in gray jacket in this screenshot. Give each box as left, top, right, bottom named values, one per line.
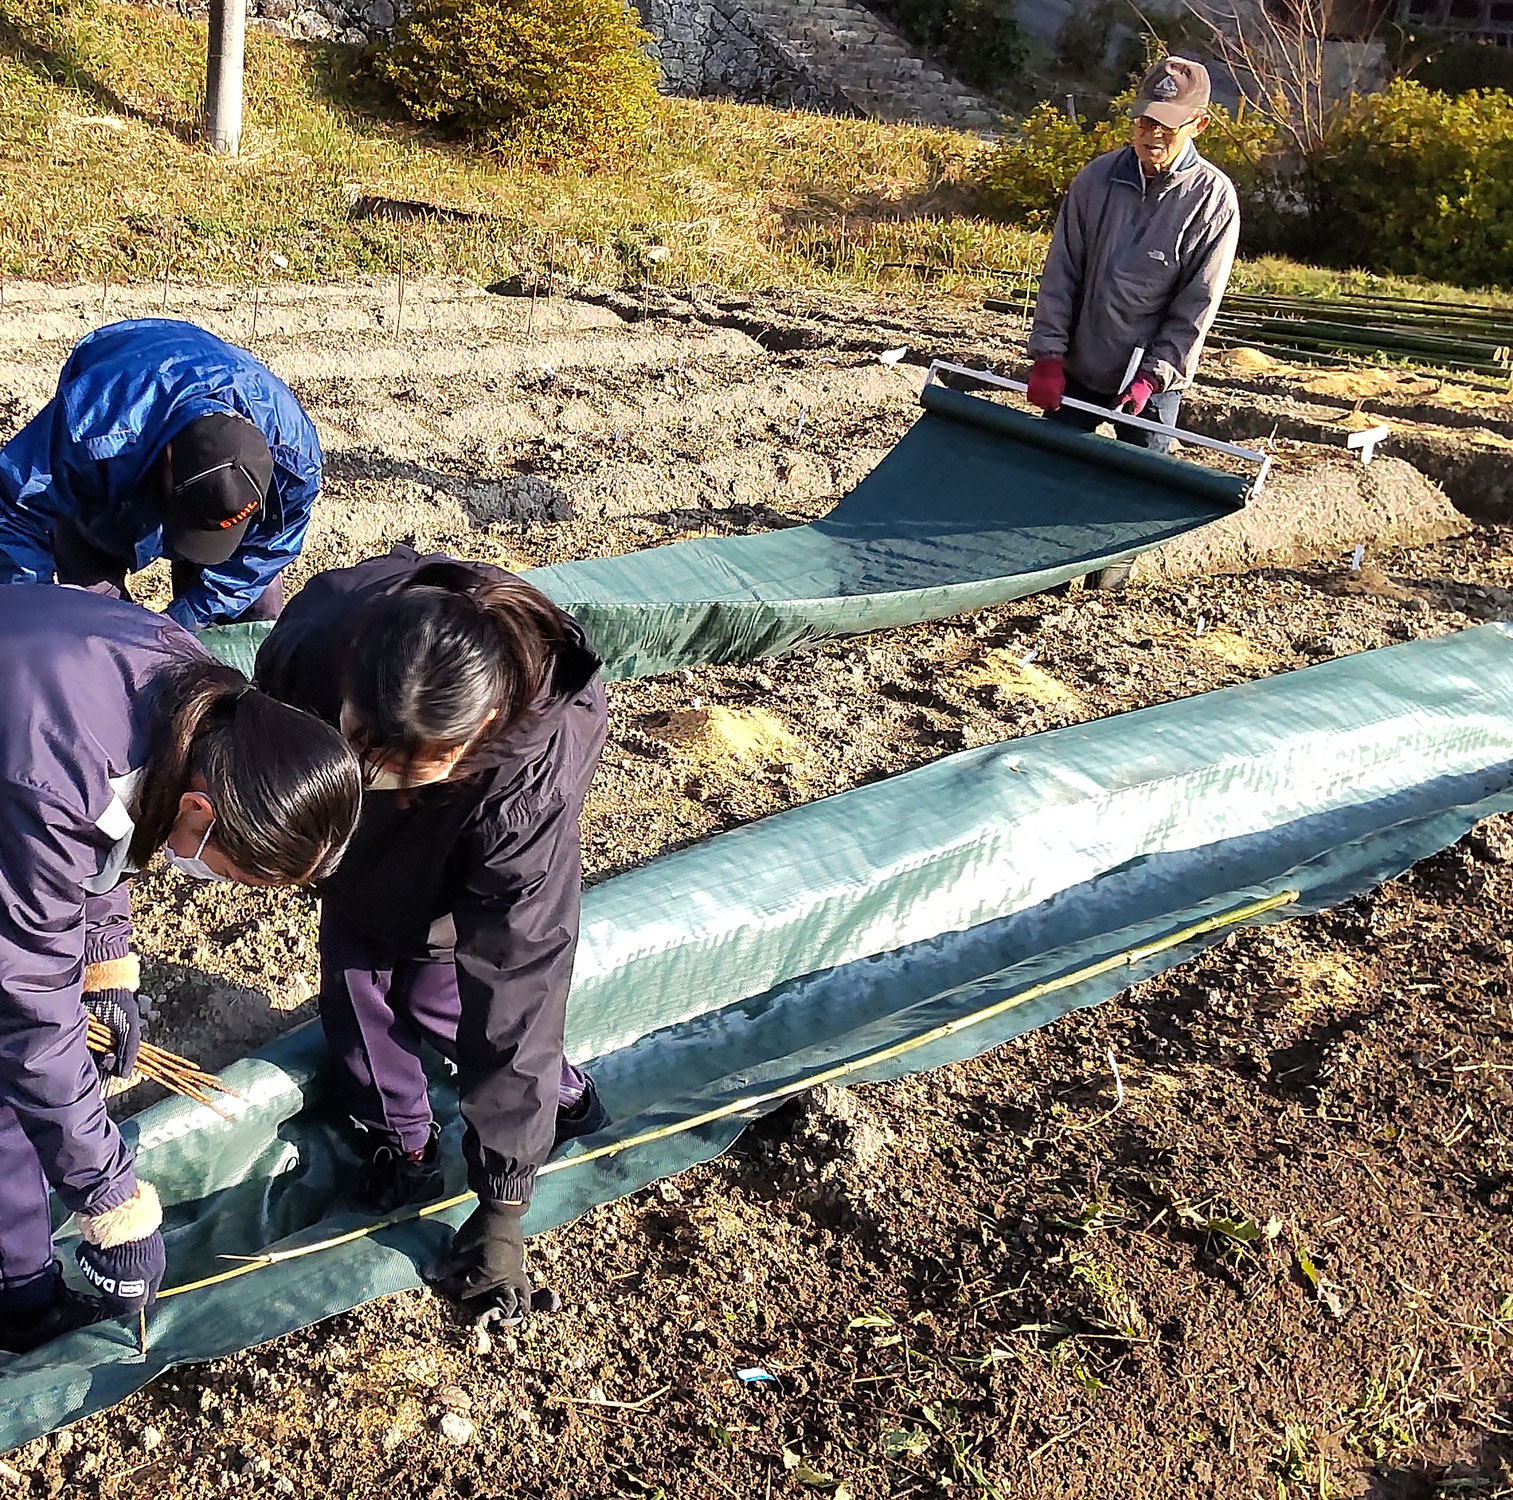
left=1026, top=57, right=1240, bottom=457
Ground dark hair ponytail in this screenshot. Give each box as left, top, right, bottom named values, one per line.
left=132, top=659, right=363, bottom=882
left=342, top=561, right=574, bottom=777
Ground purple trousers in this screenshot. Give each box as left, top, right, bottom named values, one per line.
left=2, top=899, right=128, bottom=1316
left=318, top=910, right=587, bottom=1156
left=52, top=512, right=286, bottom=622
left=0, top=1105, right=59, bottom=1315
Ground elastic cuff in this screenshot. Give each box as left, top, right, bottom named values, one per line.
left=79, top=1181, right=162, bottom=1248
left=83, top=955, right=140, bottom=993
left=470, top=1163, right=537, bottom=1206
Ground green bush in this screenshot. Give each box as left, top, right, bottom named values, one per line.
left=1307, top=79, right=1513, bottom=286
left=868, top=0, right=1027, bottom=95
left=975, top=96, right=1279, bottom=230
left=377, top=0, right=659, bottom=167
left=974, top=103, right=1102, bottom=227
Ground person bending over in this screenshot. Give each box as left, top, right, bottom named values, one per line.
left=256, top=548, right=609, bottom=1325
left=0, top=318, right=321, bottom=628
left=0, top=586, right=361, bottom=1354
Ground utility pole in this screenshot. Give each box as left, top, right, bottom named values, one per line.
left=204, top=0, right=246, bottom=156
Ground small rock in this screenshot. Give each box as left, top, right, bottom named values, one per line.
left=139, top=1427, right=163, bottom=1454
left=362, top=0, right=395, bottom=23
left=0, top=1461, right=23, bottom=1489
left=1469, top=821, right=1513, bottom=865
left=292, top=8, right=333, bottom=37
left=437, top=1412, right=475, bottom=1446
left=655, top=1180, right=684, bottom=1205
left=436, top=1385, right=472, bottom=1414
left=473, top=1323, right=493, bottom=1357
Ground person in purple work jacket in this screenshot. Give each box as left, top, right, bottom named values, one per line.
left=255, top=548, right=609, bottom=1325
left=0, top=586, right=361, bottom=1354
left=0, top=319, right=321, bottom=629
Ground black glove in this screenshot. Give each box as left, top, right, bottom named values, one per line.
left=429, top=1201, right=557, bottom=1325
left=75, top=1230, right=166, bottom=1316
left=82, top=989, right=142, bottom=1079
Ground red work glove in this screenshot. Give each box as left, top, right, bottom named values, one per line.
left=1118, top=374, right=1158, bottom=417
left=1026, top=357, right=1066, bottom=412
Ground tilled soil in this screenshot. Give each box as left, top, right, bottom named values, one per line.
left=2, top=278, right=1512, bottom=1496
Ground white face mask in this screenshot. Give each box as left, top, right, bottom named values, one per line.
left=164, top=818, right=229, bottom=883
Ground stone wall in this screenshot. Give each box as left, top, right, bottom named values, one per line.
left=171, top=0, right=854, bottom=108
left=633, top=0, right=855, bottom=107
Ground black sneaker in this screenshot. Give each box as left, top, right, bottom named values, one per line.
left=0, top=1267, right=103, bottom=1354
left=553, top=1077, right=610, bottom=1152
left=355, top=1123, right=444, bottom=1215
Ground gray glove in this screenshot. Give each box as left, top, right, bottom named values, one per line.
left=82, top=989, right=141, bottom=1079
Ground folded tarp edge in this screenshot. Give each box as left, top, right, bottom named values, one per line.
left=918, top=384, right=1252, bottom=509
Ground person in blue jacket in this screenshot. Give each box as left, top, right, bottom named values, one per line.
left=0, top=318, right=322, bottom=629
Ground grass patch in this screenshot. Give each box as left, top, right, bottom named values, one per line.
left=1, top=0, right=1508, bottom=308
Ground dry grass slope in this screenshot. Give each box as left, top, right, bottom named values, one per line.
left=0, top=0, right=1507, bottom=306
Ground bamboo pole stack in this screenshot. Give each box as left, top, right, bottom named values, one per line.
left=85, top=1018, right=240, bottom=1114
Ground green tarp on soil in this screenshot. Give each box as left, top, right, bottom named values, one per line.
left=199, top=388, right=1249, bottom=681
left=5, top=623, right=1513, bottom=1447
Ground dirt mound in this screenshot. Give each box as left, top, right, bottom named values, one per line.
left=770, top=1083, right=895, bottom=1215
left=640, top=705, right=801, bottom=766
left=1135, top=454, right=1467, bottom=585
left=1211, top=346, right=1287, bottom=376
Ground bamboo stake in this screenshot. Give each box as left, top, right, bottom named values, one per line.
left=86, top=1019, right=243, bottom=1117
left=155, top=889, right=1300, bottom=1303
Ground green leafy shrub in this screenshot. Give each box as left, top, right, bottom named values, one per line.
left=975, top=96, right=1278, bottom=230
left=868, top=0, right=1027, bottom=95
left=974, top=103, right=1106, bottom=227
left=1307, top=79, right=1513, bottom=286
left=377, top=0, right=659, bottom=167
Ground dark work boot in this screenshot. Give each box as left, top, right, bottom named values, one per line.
left=355, top=1123, right=444, bottom=1215
left=0, top=1265, right=103, bottom=1354
left=553, top=1077, right=610, bottom=1152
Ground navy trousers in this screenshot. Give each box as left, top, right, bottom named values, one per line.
left=52, top=512, right=285, bottom=622
left=1047, top=374, right=1182, bottom=455
left=318, top=909, right=587, bottom=1157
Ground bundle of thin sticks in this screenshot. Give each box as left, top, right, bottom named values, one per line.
left=85, top=1017, right=240, bottom=1115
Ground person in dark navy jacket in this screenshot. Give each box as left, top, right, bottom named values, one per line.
left=0, top=318, right=321, bottom=628
left=0, top=586, right=361, bottom=1354
left=256, top=549, right=608, bottom=1325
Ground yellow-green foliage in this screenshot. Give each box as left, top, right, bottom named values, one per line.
left=377, top=0, right=660, bottom=167
left=976, top=80, right=1513, bottom=288
left=974, top=96, right=1278, bottom=229
left=1309, top=80, right=1513, bottom=287
left=973, top=103, right=1104, bottom=228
